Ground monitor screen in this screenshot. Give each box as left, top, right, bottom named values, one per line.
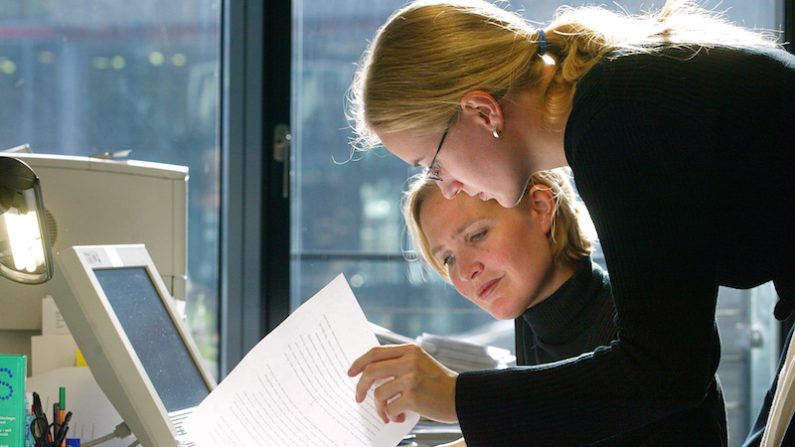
left=93, top=267, right=209, bottom=412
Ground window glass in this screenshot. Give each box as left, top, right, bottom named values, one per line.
left=292, top=0, right=780, bottom=339
left=292, top=1, right=780, bottom=445
left=0, top=1, right=221, bottom=376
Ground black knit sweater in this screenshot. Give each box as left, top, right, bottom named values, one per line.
left=514, top=257, right=616, bottom=365
left=455, top=45, right=795, bottom=446
left=515, top=257, right=727, bottom=446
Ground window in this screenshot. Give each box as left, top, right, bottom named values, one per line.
left=1, top=1, right=222, bottom=376
left=290, top=1, right=782, bottom=445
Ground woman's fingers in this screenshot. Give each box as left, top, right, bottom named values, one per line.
left=353, top=356, right=407, bottom=403
left=349, top=344, right=459, bottom=423
left=350, top=344, right=421, bottom=403
left=372, top=373, right=412, bottom=422
left=348, top=344, right=415, bottom=376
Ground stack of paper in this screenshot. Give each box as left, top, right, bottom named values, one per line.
left=369, top=322, right=416, bottom=346
left=416, top=333, right=515, bottom=372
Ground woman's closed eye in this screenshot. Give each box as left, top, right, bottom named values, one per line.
left=441, top=230, right=487, bottom=267
left=468, top=229, right=487, bottom=243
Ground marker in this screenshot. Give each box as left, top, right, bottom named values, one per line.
left=58, top=387, right=67, bottom=447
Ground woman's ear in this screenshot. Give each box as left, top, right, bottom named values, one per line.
left=528, top=185, right=556, bottom=234
left=459, top=91, right=504, bottom=134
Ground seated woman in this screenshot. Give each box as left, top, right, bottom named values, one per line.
left=398, top=169, right=727, bottom=446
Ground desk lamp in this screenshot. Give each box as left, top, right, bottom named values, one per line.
left=0, top=156, right=53, bottom=284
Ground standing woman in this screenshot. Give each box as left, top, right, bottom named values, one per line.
left=345, top=0, right=795, bottom=445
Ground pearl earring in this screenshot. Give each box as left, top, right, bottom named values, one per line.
left=492, top=128, right=501, bottom=139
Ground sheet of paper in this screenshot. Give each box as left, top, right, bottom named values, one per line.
left=761, top=333, right=795, bottom=446
left=186, top=274, right=419, bottom=446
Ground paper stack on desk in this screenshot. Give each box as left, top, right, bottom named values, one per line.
left=417, top=333, right=515, bottom=372
left=186, top=274, right=419, bottom=446
left=370, top=323, right=515, bottom=372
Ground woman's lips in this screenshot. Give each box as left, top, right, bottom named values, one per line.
left=478, top=277, right=501, bottom=300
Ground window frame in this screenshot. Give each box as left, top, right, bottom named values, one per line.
left=780, top=0, right=795, bottom=348
left=220, top=0, right=291, bottom=376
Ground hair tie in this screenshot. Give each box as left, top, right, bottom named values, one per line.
left=537, top=29, right=547, bottom=56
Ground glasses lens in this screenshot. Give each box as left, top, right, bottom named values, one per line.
left=424, top=128, right=448, bottom=182
left=424, top=167, right=441, bottom=181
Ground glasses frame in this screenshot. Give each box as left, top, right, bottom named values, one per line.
left=423, top=127, right=449, bottom=182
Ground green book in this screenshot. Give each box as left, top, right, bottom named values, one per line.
left=0, top=355, right=26, bottom=447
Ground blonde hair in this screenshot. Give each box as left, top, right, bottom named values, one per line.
left=348, top=0, right=778, bottom=150
left=403, top=169, right=592, bottom=282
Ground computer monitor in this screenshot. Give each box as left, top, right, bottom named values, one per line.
left=52, top=244, right=215, bottom=447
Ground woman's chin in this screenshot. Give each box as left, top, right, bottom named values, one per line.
left=487, top=304, right=524, bottom=321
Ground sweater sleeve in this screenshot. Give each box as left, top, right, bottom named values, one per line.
left=455, top=54, right=724, bottom=446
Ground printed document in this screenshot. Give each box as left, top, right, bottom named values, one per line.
left=760, top=332, right=795, bottom=446
left=186, top=274, right=419, bottom=446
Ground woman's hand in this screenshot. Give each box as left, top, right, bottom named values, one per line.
left=348, top=344, right=458, bottom=424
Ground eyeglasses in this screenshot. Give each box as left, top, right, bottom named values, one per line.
left=423, top=128, right=449, bottom=182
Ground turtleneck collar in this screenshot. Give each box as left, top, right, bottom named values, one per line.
left=520, top=256, right=610, bottom=344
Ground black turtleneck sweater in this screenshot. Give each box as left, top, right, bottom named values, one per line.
left=514, top=257, right=615, bottom=365
left=514, top=257, right=727, bottom=446
left=455, top=45, right=795, bottom=446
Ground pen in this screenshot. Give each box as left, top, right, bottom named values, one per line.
left=54, top=411, right=72, bottom=446
left=53, top=426, right=69, bottom=447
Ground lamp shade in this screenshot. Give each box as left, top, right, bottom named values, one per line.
left=0, top=156, right=53, bottom=284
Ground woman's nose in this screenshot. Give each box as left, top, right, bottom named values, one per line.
left=456, top=254, right=482, bottom=282
left=437, top=178, right=463, bottom=199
